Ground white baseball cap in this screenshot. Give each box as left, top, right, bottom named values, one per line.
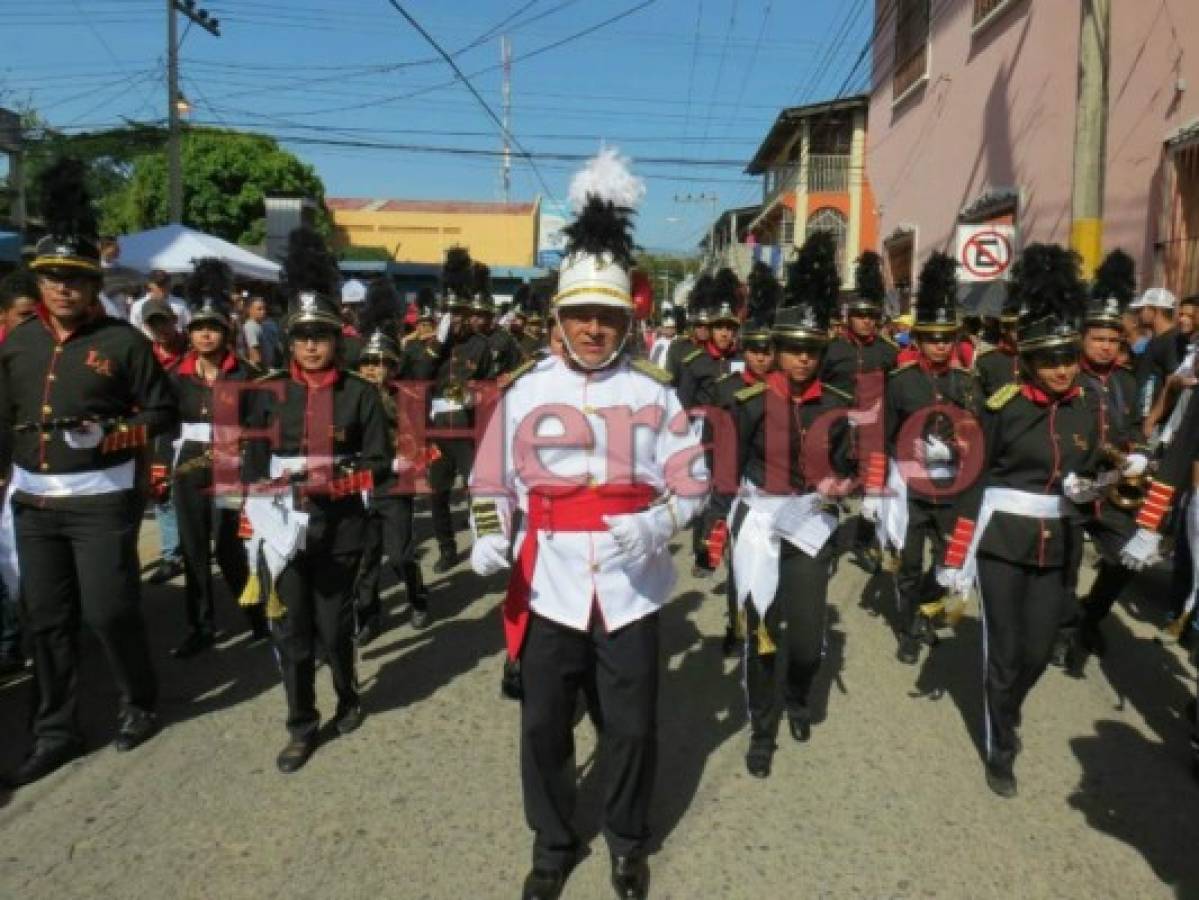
left=340, top=279, right=367, bottom=305
left=1130, top=287, right=1177, bottom=310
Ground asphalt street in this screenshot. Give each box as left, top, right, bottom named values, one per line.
left=1, top=509, right=1197, bottom=899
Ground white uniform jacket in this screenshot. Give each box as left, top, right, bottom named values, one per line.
left=470, top=353, right=708, bottom=633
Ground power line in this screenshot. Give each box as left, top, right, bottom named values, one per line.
left=381, top=0, right=562, bottom=207
left=698, top=0, right=740, bottom=142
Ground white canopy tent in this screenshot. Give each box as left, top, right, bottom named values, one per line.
left=117, top=224, right=281, bottom=282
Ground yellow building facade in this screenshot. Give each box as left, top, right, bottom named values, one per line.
left=329, top=197, right=541, bottom=267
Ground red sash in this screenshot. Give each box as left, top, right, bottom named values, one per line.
left=503, top=482, right=656, bottom=660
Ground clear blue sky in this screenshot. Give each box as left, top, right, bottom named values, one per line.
left=1, top=0, right=873, bottom=252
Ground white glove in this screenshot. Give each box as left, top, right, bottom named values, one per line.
left=860, top=495, right=883, bottom=524
left=603, top=504, right=676, bottom=568
left=435, top=312, right=453, bottom=345
left=1121, top=453, right=1149, bottom=478
left=1062, top=472, right=1102, bottom=504
left=470, top=533, right=511, bottom=577
left=214, top=493, right=243, bottom=511
left=935, top=565, right=972, bottom=595
left=64, top=421, right=103, bottom=449
left=922, top=435, right=953, bottom=464
left=1120, top=528, right=1163, bottom=571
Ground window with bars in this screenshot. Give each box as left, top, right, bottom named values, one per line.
left=1161, top=142, right=1199, bottom=298
left=807, top=207, right=848, bottom=275
left=893, top=0, right=930, bottom=101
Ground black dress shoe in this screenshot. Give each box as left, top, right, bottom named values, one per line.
left=896, top=632, right=920, bottom=665
left=787, top=714, right=811, bottom=743
left=276, top=736, right=316, bottom=773
left=10, top=743, right=84, bottom=786
left=113, top=708, right=158, bottom=752
left=522, top=867, right=566, bottom=900
left=433, top=547, right=457, bottom=574
left=410, top=606, right=430, bottom=630
left=501, top=658, right=523, bottom=700
left=610, top=854, right=650, bottom=900
left=745, top=740, right=774, bottom=778
left=171, top=629, right=215, bottom=659
left=985, top=759, right=1017, bottom=798
left=148, top=557, right=184, bottom=585
left=335, top=705, right=364, bottom=735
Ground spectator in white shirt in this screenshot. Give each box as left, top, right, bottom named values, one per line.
left=130, top=269, right=190, bottom=338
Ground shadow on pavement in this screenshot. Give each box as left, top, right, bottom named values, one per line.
left=0, top=575, right=279, bottom=775
left=363, top=568, right=505, bottom=714
left=912, top=618, right=986, bottom=759
left=1068, top=719, right=1199, bottom=893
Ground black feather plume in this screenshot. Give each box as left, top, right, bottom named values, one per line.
left=441, top=246, right=473, bottom=299
left=854, top=251, right=885, bottom=303
left=746, top=261, right=781, bottom=327
left=784, top=251, right=837, bottom=326
left=359, top=277, right=400, bottom=336
left=184, top=257, right=233, bottom=307
left=282, top=226, right=339, bottom=297
left=560, top=196, right=637, bottom=270
left=36, top=157, right=97, bottom=241
left=472, top=261, right=492, bottom=299
left=1091, top=248, right=1136, bottom=305
left=688, top=273, right=715, bottom=312
left=512, top=283, right=531, bottom=313
left=1010, top=243, right=1086, bottom=324
left=915, top=252, right=959, bottom=314
left=713, top=267, right=741, bottom=307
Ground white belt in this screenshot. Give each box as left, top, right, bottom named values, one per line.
left=961, top=487, right=1069, bottom=586
left=11, top=460, right=135, bottom=497
left=430, top=398, right=464, bottom=420
left=269, top=454, right=350, bottom=480
left=731, top=481, right=836, bottom=617
left=180, top=422, right=212, bottom=443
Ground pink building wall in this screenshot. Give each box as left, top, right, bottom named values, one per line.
left=867, top=0, right=1199, bottom=290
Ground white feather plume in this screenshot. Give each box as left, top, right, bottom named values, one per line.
left=568, top=147, right=646, bottom=214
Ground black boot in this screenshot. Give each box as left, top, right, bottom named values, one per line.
left=9, top=742, right=84, bottom=786
left=276, top=735, right=316, bottom=773
left=745, top=737, right=775, bottom=778
left=406, top=565, right=431, bottom=629
left=985, top=757, right=1017, bottom=798
left=113, top=708, right=159, bottom=752
left=610, top=854, right=650, bottom=900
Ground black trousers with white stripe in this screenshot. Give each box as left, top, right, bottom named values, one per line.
left=977, top=553, right=1073, bottom=767
left=743, top=539, right=834, bottom=745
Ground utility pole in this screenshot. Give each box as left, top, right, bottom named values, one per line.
left=501, top=35, right=512, bottom=204
left=167, top=0, right=221, bottom=225
left=1070, top=0, right=1109, bottom=279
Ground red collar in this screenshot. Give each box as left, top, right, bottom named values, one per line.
left=341, top=324, right=359, bottom=338
left=177, top=350, right=238, bottom=378
left=846, top=330, right=876, bottom=347
left=917, top=353, right=951, bottom=376
left=705, top=340, right=736, bottom=361
left=1021, top=381, right=1081, bottom=406
left=741, top=368, right=763, bottom=386
left=290, top=359, right=340, bottom=390
left=36, top=300, right=102, bottom=342
left=766, top=370, right=822, bottom=404
left=152, top=340, right=185, bottom=369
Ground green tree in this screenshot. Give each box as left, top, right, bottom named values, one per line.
left=105, top=128, right=327, bottom=244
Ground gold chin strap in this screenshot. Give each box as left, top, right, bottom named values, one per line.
left=552, top=306, right=632, bottom=372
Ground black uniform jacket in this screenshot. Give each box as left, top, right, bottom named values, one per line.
left=974, top=346, right=1020, bottom=397
left=1077, top=360, right=1141, bottom=536
left=158, top=350, right=260, bottom=479
left=665, top=335, right=699, bottom=386
left=884, top=359, right=984, bottom=505
left=821, top=332, right=898, bottom=402
left=678, top=345, right=741, bottom=410
left=0, top=306, right=177, bottom=491
left=429, top=328, right=493, bottom=431
left=957, top=380, right=1102, bottom=568
left=486, top=327, right=523, bottom=376
left=243, top=364, right=390, bottom=554
left=733, top=373, right=856, bottom=494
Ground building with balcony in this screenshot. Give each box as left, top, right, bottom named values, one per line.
left=868, top=0, right=1199, bottom=309
left=739, top=96, right=877, bottom=283
left=329, top=196, right=541, bottom=268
